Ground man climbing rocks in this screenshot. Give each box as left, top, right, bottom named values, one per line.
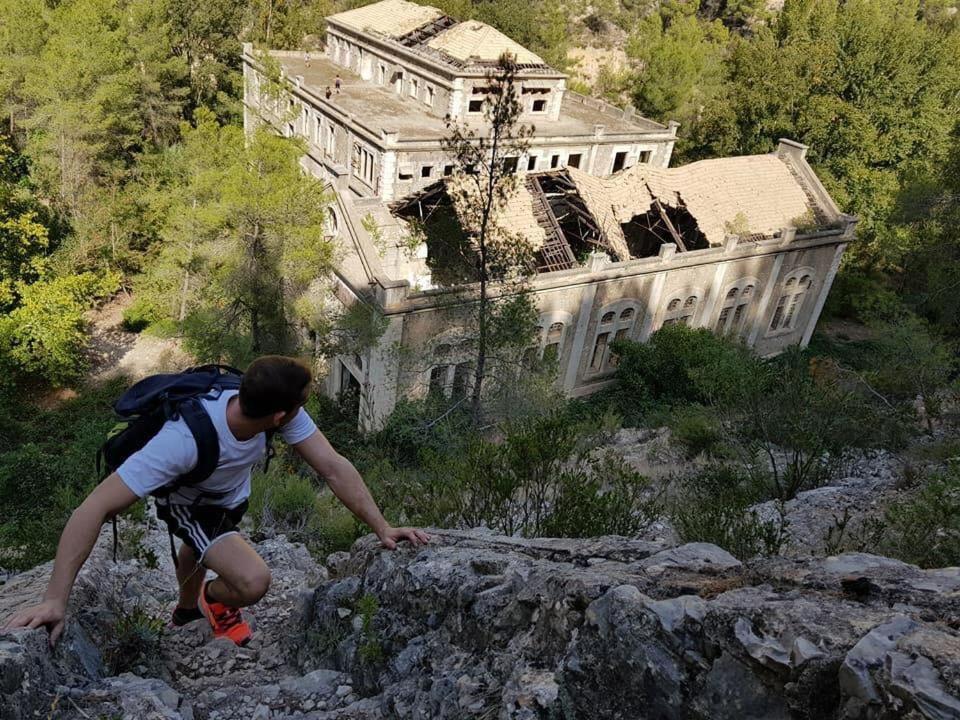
left=2, top=356, right=430, bottom=647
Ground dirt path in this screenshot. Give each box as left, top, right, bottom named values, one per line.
left=84, top=295, right=192, bottom=382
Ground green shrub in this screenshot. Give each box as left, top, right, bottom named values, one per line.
left=541, top=454, right=657, bottom=538
left=103, top=602, right=165, bottom=676
left=121, top=296, right=164, bottom=332
left=249, top=468, right=319, bottom=534
left=882, top=464, right=960, bottom=568
left=668, top=465, right=785, bottom=560
left=667, top=404, right=725, bottom=458
left=610, top=324, right=757, bottom=416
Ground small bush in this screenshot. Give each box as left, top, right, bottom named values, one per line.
left=882, top=463, right=960, bottom=568
left=103, top=601, right=165, bottom=676
left=121, top=296, right=164, bottom=332
left=541, top=454, right=657, bottom=538
left=250, top=468, right=318, bottom=534
left=667, top=404, right=725, bottom=459
left=668, top=465, right=785, bottom=560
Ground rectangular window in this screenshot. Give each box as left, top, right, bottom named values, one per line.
left=451, top=363, right=471, bottom=400
left=325, top=126, right=336, bottom=156
left=543, top=343, right=560, bottom=363
left=468, top=99, right=483, bottom=113
left=421, top=165, right=432, bottom=178
left=429, top=366, right=446, bottom=395
left=315, top=117, right=322, bottom=145
left=612, top=151, right=628, bottom=173
left=732, top=304, right=746, bottom=333
left=568, top=153, right=582, bottom=169
left=532, top=99, right=547, bottom=112
left=443, top=164, right=455, bottom=176
left=770, top=296, right=786, bottom=331
left=409, top=79, right=418, bottom=98
left=426, top=86, right=434, bottom=106
left=784, top=295, right=802, bottom=329
left=352, top=144, right=376, bottom=185
left=718, top=307, right=731, bottom=333
left=639, top=150, right=652, bottom=164
left=550, top=154, right=559, bottom=169
left=503, top=156, right=518, bottom=174
left=526, top=156, right=537, bottom=171
left=590, top=333, right=610, bottom=370
left=398, top=169, right=413, bottom=180
left=378, top=65, right=385, bottom=84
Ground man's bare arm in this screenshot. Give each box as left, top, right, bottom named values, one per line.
left=1, top=473, right=139, bottom=645
left=292, top=430, right=429, bottom=549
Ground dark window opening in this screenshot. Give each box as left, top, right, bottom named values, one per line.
left=398, top=170, right=413, bottom=180
left=532, top=99, right=547, bottom=112
left=568, top=153, right=582, bottom=169
left=468, top=99, right=483, bottom=112
left=338, top=362, right=362, bottom=421
left=620, top=201, right=708, bottom=258
left=421, top=166, right=433, bottom=178
left=503, top=156, right=518, bottom=174
left=428, top=365, right=446, bottom=395
left=550, top=155, right=560, bottom=169
left=443, top=165, right=455, bottom=176
left=527, top=156, right=537, bottom=171
left=451, top=363, right=472, bottom=400
left=591, top=333, right=609, bottom=370
left=391, top=182, right=476, bottom=286
left=639, top=150, right=651, bottom=163
left=612, top=151, right=628, bottom=173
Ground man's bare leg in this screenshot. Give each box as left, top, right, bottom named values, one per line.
left=176, top=543, right=205, bottom=609
left=200, top=534, right=271, bottom=608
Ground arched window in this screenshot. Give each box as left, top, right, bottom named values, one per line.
left=769, top=271, right=813, bottom=332
left=662, top=293, right=700, bottom=327
left=590, top=301, right=641, bottom=373
left=324, top=207, right=339, bottom=237
left=523, top=312, right=572, bottom=369
left=716, top=280, right=756, bottom=338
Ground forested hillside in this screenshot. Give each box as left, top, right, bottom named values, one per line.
left=1, top=0, right=959, bottom=574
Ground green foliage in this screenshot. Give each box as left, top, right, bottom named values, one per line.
left=0, top=271, right=119, bottom=384
left=883, top=463, right=960, bottom=568
left=103, top=600, right=165, bottom=675
left=612, top=326, right=910, bottom=499
left=248, top=465, right=363, bottom=557
left=627, top=14, right=729, bottom=125
left=365, top=408, right=653, bottom=538
left=0, top=380, right=121, bottom=569
left=355, top=593, right=383, bottom=665
left=668, top=465, right=785, bottom=560
left=610, top=323, right=754, bottom=413
left=666, top=404, right=725, bottom=459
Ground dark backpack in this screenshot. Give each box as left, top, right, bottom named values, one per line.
left=97, top=364, right=274, bottom=564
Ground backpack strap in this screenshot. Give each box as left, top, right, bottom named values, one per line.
left=178, top=398, right=221, bottom=483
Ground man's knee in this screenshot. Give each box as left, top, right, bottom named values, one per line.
left=235, top=567, right=271, bottom=604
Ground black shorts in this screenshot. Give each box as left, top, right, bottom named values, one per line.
left=155, top=500, right=248, bottom=564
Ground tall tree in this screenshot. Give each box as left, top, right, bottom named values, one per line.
left=440, top=55, right=538, bottom=420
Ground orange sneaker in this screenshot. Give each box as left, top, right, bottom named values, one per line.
left=199, top=580, right=252, bottom=646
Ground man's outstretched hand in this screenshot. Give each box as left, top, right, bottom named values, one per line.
left=2, top=599, right=67, bottom=647
left=378, top=526, right=431, bottom=550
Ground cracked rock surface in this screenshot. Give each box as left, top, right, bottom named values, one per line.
left=2, top=514, right=960, bottom=718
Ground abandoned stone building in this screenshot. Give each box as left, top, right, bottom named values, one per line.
left=241, top=0, right=856, bottom=428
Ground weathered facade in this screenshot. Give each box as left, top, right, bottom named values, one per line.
left=241, top=0, right=855, bottom=429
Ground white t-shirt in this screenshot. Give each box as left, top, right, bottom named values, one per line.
left=117, top=389, right=317, bottom=508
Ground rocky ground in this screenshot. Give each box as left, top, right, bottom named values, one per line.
left=3, top=513, right=960, bottom=718
left=2, top=432, right=959, bottom=719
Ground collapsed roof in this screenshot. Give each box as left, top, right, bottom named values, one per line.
left=389, top=152, right=834, bottom=276
left=327, top=0, right=553, bottom=71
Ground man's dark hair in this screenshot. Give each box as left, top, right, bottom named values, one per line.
left=239, top=356, right=312, bottom=418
